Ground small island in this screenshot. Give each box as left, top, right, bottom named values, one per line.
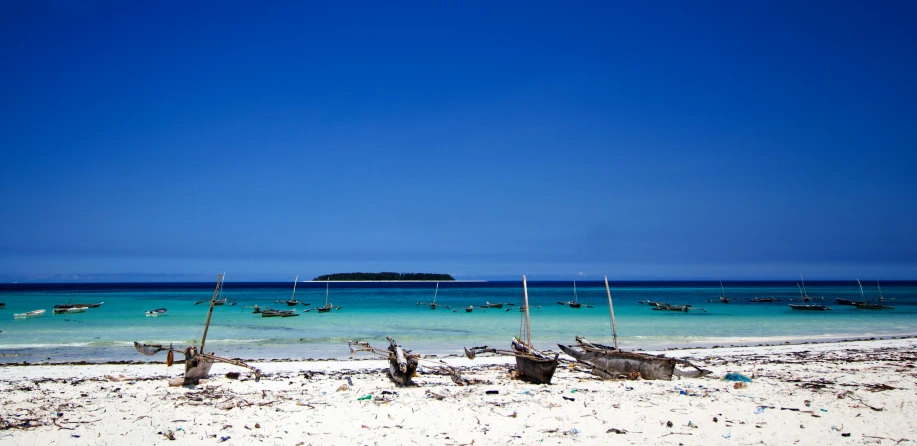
left=313, top=272, right=455, bottom=281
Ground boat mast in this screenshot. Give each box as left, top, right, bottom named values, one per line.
left=800, top=275, right=809, bottom=299
left=877, top=280, right=884, bottom=301
left=433, top=281, right=439, bottom=305
left=325, top=280, right=330, bottom=306
left=720, top=279, right=726, bottom=300
left=573, top=280, right=577, bottom=303
left=857, top=279, right=865, bottom=300
left=604, top=276, right=619, bottom=350
left=291, top=275, right=299, bottom=300
left=522, top=275, right=532, bottom=347
left=199, top=273, right=223, bottom=352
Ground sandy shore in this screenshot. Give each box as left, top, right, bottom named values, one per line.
left=1, top=338, right=915, bottom=445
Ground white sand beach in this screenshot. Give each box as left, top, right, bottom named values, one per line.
left=1, top=338, right=915, bottom=445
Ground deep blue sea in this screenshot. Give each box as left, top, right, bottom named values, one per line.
left=1, top=280, right=915, bottom=364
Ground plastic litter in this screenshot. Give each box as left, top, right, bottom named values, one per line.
left=486, top=390, right=499, bottom=395
left=563, top=396, right=575, bottom=402
left=755, top=406, right=766, bottom=414
left=569, top=428, right=579, bottom=435
left=723, top=373, right=752, bottom=383
left=357, top=394, right=372, bottom=401
left=220, top=436, right=230, bottom=442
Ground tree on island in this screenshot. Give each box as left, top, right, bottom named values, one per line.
left=313, top=272, right=455, bottom=281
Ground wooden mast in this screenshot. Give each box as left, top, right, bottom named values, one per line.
left=325, top=280, right=330, bottom=306
left=291, top=275, right=298, bottom=300
left=199, top=273, right=223, bottom=352
left=522, top=275, right=532, bottom=347
left=604, top=276, right=619, bottom=350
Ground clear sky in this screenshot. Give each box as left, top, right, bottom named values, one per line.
left=1, top=1, right=915, bottom=282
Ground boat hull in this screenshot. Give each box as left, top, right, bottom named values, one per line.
left=515, top=354, right=559, bottom=384
left=559, top=344, right=677, bottom=380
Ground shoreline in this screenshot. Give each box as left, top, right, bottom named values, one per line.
left=3, top=333, right=916, bottom=366
left=1, top=337, right=914, bottom=445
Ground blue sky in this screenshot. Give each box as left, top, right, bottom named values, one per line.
left=1, top=1, right=915, bottom=282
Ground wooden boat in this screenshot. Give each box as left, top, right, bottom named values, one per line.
left=559, top=277, right=712, bottom=380
left=134, top=273, right=261, bottom=385
left=465, top=305, right=474, bottom=312
left=317, top=281, right=333, bottom=312
left=797, top=275, right=813, bottom=302
left=789, top=304, right=831, bottom=311
left=568, top=280, right=582, bottom=308
left=835, top=298, right=863, bottom=305
left=718, top=280, right=729, bottom=303
left=55, top=302, right=103, bottom=309
left=750, top=297, right=773, bottom=302
left=0, top=303, right=5, bottom=308
left=145, top=308, right=168, bottom=316
left=53, top=306, right=88, bottom=314
left=484, top=302, right=503, bottom=309
left=855, top=302, right=894, bottom=310
left=348, top=337, right=420, bottom=386
left=261, top=309, right=284, bottom=317
left=284, top=275, right=300, bottom=306
left=466, top=275, right=558, bottom=384
left=14, top=309, right=45, bottom=318
left=416, top=282, right=442, bottom=309
left=280, top=310, right=299, bottom=317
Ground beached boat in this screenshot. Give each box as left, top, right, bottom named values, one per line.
left=52, top=306, right=88, bottom=314
left=145, top=308, right=168, bottom=316
left=559, top=276, right=712, bottom=380
left=349, top=337, right=420, bottom=386
left=465, top=275, right=559, bottom=384
left=14, top=309, right=45, bottom=318
left=789, top=304, right=831, bottom=311
left=568, top=280, right=582, bottom=308
left=134, top=273, right=261, bottom=385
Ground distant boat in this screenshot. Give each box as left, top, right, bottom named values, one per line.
left=718, top=280, right=729, bottom=303
left=568, top=280, right=582, bottom=308
left=430, top=282, right=439, bottom=309
left=52, top=306, right=88, bottom=314
left=750, top=297, right=773, bottom=302
left=284, top=276, right=300, bottom=305
left=789, top=304, right=830, bottom=311
left=465, top=305, right=474, bottom=313
left=14, top=309, right=45, bottom=318
left=145, top=308, right=168, bottom=316
left=317, top=280, right=333, bottom=313
left=855, top=302, right=894, bottom=310
left=798, top=275, right=814, bottom=302
left=835, top=298, right=864, bottom=306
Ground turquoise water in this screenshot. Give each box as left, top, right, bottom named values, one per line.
left=1, top=281, right=915, bottom=363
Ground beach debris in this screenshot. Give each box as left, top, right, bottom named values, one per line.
left=607, top=428, right=627, bottom=434
left=336, top=384, right=350, bottom=392
left=723, top=372, right=752, bottom=383
left=864, top=383, right=896, bottom=392
left=485, top=390, right=499, bottom=395
left=733, top=382, right=747, bottom=389
left=225, top=372, right=240, bottom=380
left=357, top=394, right=372, bottom=401
left=163, top=430, right=176, bottom=440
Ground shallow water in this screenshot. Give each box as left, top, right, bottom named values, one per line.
left=1, top=280, right=914, bottom=363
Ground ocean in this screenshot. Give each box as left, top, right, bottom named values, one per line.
left=1, top=280, right=915, bottom=364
